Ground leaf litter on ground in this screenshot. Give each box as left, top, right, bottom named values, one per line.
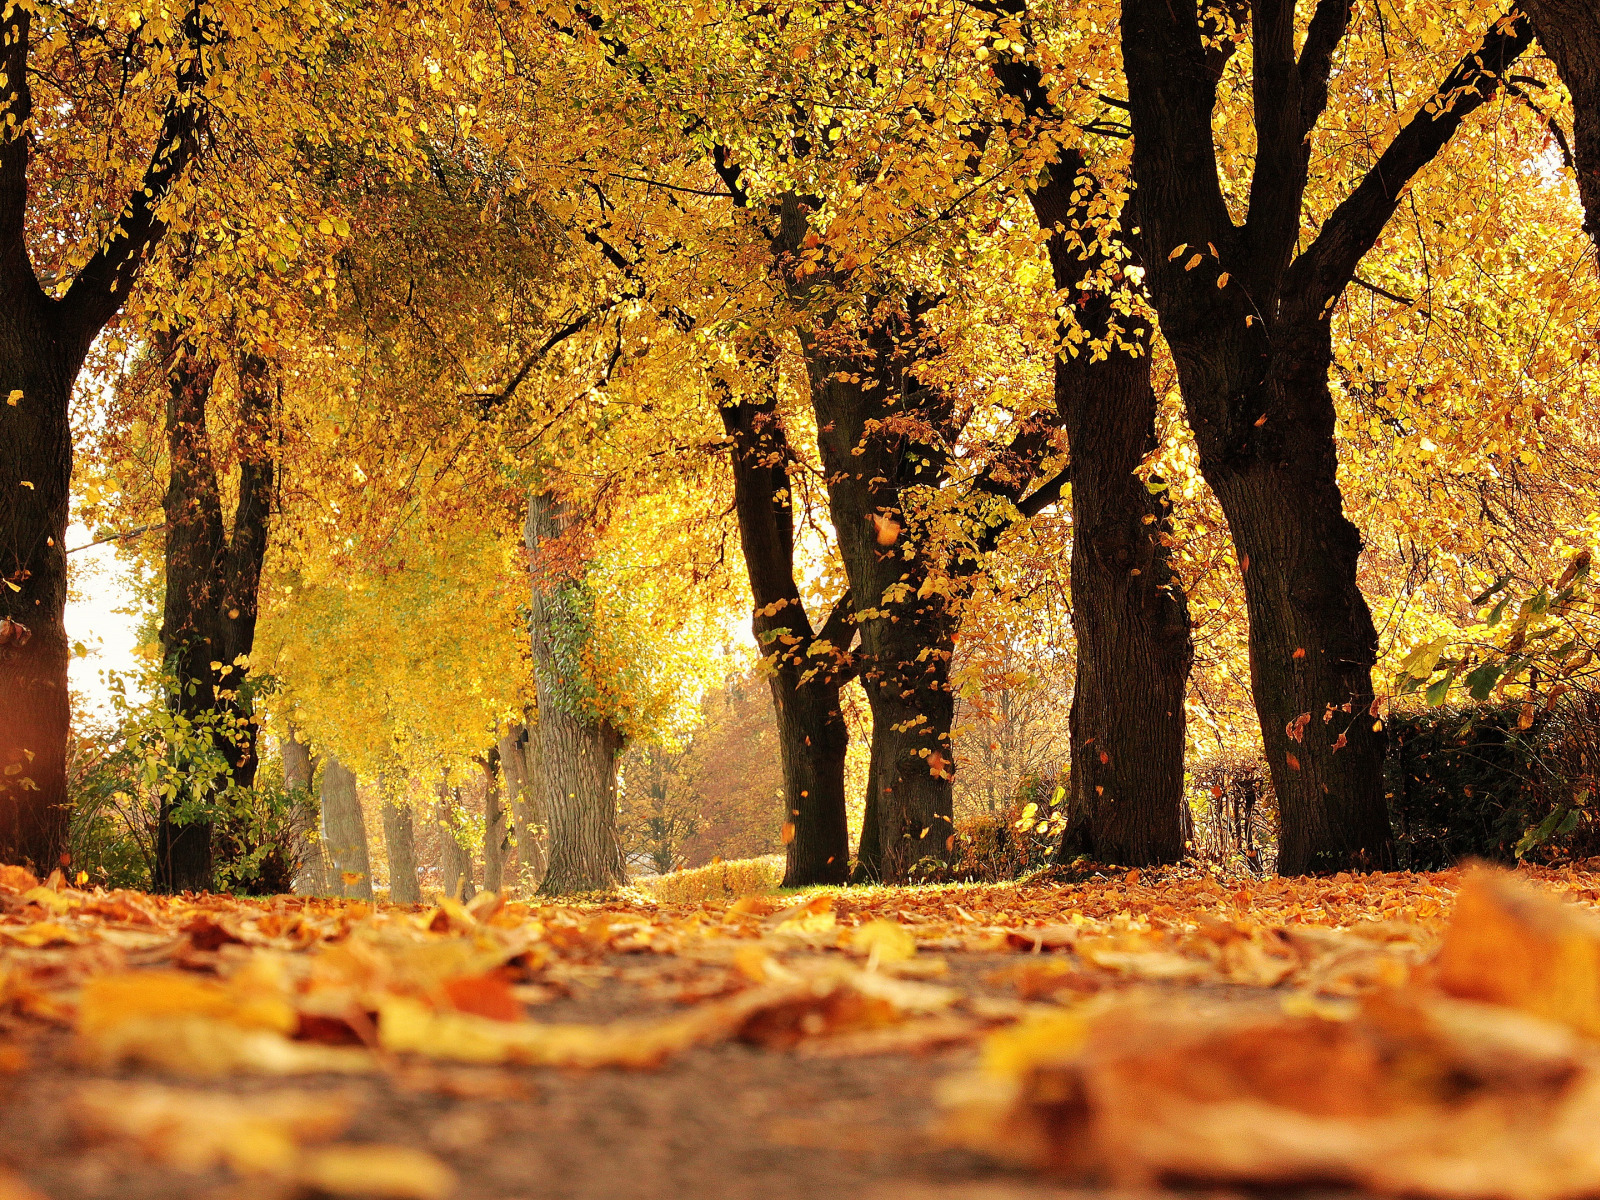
left=4, top=860, right=1600, bottom=1196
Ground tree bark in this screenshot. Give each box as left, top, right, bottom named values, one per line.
left=719, top=385, right=853, bottom=887
left=282, top=728, right=326, bottom=895
left=989, top=34, right=1197, bottom=866
left=1119, top=0, right=1529, bottom=871
left=852, top=732, right=884, bottom=882
left=153, top=341, right=274, bottom=893
left=525, top=492, right=626, bottom=895
left=319, top=756, right=373, bottom=901
left=437, top=781, right=476, bottom=902
left=480, top=751, right=508, bottom=894
left=498, top=724, right=546, bottom=890
left=800, top=308, right=959, bottom=882
left=0, top=308, right=74, bottom=875
left=1519, top=1, right=1600, bottom=255
left=1038, top=204, right=1193, bottom=865
left=381, top=799, right=422, bottom=905
left=0, top=2, right=205, bottom=869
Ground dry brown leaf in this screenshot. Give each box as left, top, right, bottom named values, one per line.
left=942, top=994, right=1600, bottom=1198
left=1436, top=869, right=1600, bottom=1038
left=82, top=1016, right=375, bottom=1075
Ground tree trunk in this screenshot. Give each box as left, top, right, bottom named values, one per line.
left=481, top=751, right=508, bottom=894
left=1034, top=189, right=1194, bottom=867
left=438, top=782, right=476, bottom=902
left=719, top=387, right=853, bottom=887
left=525, top=492, right=626, bottom=895
left=319, top=756, right=373, bottom=901
left=1520, top=2, right=1600, bottom=255
left=0, top=331, right=74, bottom=874
left=0, top=0, right=202, bottom=871
left=852, top=732, right=884, bottom=882
left=283, top=729, right=326, bottom=895
left=152, top=343, right=274, bottom=893
left=1202, top=331, right=1395, bottom=873
left=986, top=35, right=1197, bottom=867
left=381, top=800, right=422, bottom=905
left=498, top=724, right=545, bottom=889
left=1119, top=0, right=1526, bottom=871
left=801, top=312, right=958, bottom=882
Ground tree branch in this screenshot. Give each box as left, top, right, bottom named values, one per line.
left=0, top=1, right=38, bottom=297
left=1297, top=0, right=1354, bottom=137
left=58, top=4, right=213, bottom=343
left=1287, top=11, right=1532, bottom=315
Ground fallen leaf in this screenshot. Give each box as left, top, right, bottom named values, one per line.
left=1436, top=869, right=1600, bottom=1038
left=296, top=1145, right=457, bottom=1199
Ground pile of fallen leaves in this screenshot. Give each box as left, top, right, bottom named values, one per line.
left=4, top=860, right=1600, bottom=1198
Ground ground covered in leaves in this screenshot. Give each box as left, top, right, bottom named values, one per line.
left=4, top=862, right=1600, bottom=1200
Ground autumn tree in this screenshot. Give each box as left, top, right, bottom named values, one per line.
left=525, top=493, right=626, bottom=894
left=720, top=373, right=855, bottom=885
left=150, top=337, right=275, bottom=892
left=987, top=8, right=1195, bottom=864
left=1119, top=1, right=1531, bottom=871
left=1, top=3, right=209, bottom=869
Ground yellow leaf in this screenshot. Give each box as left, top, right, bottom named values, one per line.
left=296, top=1145, right=456, bottom=1200
left=847, top=920, right=917, bottom=965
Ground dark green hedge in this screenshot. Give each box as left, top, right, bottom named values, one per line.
left=1386, top=699, right=1599, bottom=869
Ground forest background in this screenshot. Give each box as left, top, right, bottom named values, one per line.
left=6, top=0, right=1600, bottom=899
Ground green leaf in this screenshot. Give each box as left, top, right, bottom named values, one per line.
left=1424, top=670, right=1455, bottom=706
left=1464, top=662, right=1503, bottom=702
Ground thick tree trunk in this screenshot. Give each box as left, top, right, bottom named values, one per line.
left=481, top=752, right=508, bottom=894
left=1520, top=2, right=1600, bottom=254
left=498, top=724, right=545, bottom=889
left=770, top=676, right=851, bottom=884
left=525, top=492, right=626, bottom=895
left=852, top=732, right=884, bottom=882
left=153, top=343, right=274, bottom=893
left=1056, top=346, right=1193, bottom=864
left=1202, top=333, right=1394, bottom=873
left=381, top=800, right=422, bottom=905
left=719, top=389, right=853, bottom=886
left=435, top=778, right=476, bottom=902
left=0, top=334, right=74, bottom=874
left=282, top=729, right=326, bottom=895
left=1118, top=0, right=1526, bottom=871
left=1029, top=180, right=1194, bottom=866
left=802, top=314, right=958, bottom=882
left=0, top=1, right=201, bottom=871
left=319, top=757, right=373, bottom=901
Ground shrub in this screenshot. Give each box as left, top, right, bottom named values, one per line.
left=933, top=777, right=1066, bottom=883
left=1387, top=695, right=1600, bottom=868
left=1189, top=754, right=1278, bottom=874
left=67, top=669, right=314, bottom=893
left=644, top=855, right=784, bottom=903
